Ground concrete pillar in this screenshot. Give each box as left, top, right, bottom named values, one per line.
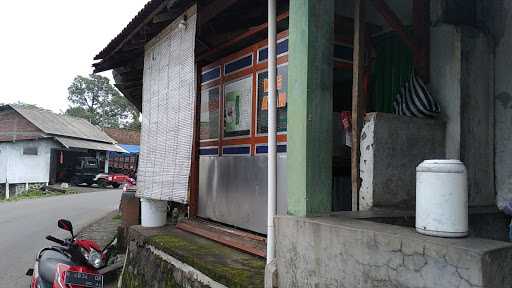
left=104, top=151, right=110, bottom=174
left=5, top=182, right=9, bottom=200
left=287, top=0, right=334, bottom=216
left=25, top=182, right=29, bottom=193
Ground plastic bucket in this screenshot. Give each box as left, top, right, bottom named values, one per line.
left=140, top=198, right=167, bottom=227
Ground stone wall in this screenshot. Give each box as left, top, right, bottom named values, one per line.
left=121, top=225, right=265, bottom=288
left=0, top=182, right=49, bottom=199
left=275, top=215, right=512, bottom=288
left=491, top=1, right=512, bottom=207
left=359, top=113, right=445, bottom=210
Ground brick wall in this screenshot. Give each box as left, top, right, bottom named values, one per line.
left=0, top=110, right=44, bottom=142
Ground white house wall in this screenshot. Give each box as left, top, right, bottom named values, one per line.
left=0, top=139, right=59, bottom=184
left=137, top=5, right=197, bottom=202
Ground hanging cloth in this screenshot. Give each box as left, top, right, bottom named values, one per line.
left=392, top=71, right=440, bottom=118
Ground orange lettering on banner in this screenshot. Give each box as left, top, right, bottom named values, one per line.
left=264, top=75, right=283, bottom=93
left=262, top=93, right=286, bottom=111
left=262, top=96, right=269, bottom=111
left=278, top=92, right=287, bottom=107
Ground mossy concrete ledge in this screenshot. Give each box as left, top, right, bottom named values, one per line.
left=120, top=225, right=265, bottom=288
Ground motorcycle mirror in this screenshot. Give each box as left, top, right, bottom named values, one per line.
left=57, top=219, right=74, bottom=237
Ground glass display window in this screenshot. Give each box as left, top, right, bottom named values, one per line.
left=223, top=76, right=253, bottom=138
left=200, top=86, right=220, bottom=141
left=256, top=64, right=288, bottom=134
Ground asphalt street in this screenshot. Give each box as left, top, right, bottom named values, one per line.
left=0, top=188, right=122, bottom=287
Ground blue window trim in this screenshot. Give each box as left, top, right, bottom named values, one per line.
left=199, top=147, right=219, bottom=156
left=258, top=38, right=289, bottom=62
left=224, top=54, right=253, bottom=75
left=222, top=145, right=251, bottom=156
left=333, top=43, right=353, bottom=63
left=255, top=144, right=287, bottom=154
left=201, top=66, right=221, bottom=84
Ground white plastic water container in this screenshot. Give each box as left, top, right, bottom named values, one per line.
left=416, top=160, right=468, bottom=237
left=140, top=198, right=168, bottom=227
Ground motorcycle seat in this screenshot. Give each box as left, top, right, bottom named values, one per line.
left=38, top=250, right=75, bottom=284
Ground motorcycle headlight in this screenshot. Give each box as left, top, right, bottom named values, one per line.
left=81, top=248, right=104, bottom=269
left=88, top=250, right=103, bottom=269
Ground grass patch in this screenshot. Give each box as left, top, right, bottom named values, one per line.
left=0, top=188, right=78, bottom=202
left=112, top=213, right=122, bottom=220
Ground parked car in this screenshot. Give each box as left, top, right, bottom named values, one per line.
left=94, top=173, right=135, bottom=189
left=69, top=157, right=101, bottom=186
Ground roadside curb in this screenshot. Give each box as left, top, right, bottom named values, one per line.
left=76, top=210, right=122, bottom=248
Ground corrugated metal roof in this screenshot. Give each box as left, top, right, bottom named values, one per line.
left=94, top=0, right=165, bottom=60
left=55, top=137, right=127, bottom=153
left=9, top=105, right=116, bottom=144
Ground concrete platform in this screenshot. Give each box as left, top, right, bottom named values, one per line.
left=121, top=225, right=265, bottom=288
left=275, top=215, right=512, bottom=288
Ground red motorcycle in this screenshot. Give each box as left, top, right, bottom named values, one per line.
left=26, top=219, right=116, bottom=288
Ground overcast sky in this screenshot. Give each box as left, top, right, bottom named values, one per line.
left=0, top=0, right=149, bottom=113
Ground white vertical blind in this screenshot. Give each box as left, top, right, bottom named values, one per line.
left=137, top=6, right=197, bottom=203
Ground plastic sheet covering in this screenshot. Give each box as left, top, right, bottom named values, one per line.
left=137, top=6, right=197, bottom=203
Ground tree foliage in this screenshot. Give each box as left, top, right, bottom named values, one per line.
left=65, top=74, right=140, bottom=129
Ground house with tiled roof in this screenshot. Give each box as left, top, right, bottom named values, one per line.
left=0, top=104, right=126, bottom=198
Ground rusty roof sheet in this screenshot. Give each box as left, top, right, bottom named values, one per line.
left=5, top=105, right=117, bottom=144
left=55, top=137, right=127, bottom=153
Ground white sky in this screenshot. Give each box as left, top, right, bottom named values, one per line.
left=0, top=0, right=149, bottom=113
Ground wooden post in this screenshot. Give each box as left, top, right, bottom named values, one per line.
left=413, top=0, right=430, bottom=81
left=351, top=0, right=367, bottom=211
left=188, top=64, right=201, bottom=218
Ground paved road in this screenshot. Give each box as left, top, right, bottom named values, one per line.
left=0, top=189, right=122, bottom=287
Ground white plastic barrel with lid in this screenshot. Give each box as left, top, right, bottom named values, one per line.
left=416, top=160, right=468, bottom=237
left=140, top=198, right=168, bottom=227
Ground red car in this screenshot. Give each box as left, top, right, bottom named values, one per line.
left=93, top=173, right=135, bottom=189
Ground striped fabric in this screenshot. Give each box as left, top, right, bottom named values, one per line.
left=393, top=71, right=440, bottom=118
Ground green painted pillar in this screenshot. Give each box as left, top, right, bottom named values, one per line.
left=287, top=0, right=334, bottom=216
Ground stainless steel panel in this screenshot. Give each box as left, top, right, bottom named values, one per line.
left=198, top=154, right=288, bottom=234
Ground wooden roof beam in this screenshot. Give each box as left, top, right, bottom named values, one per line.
left=198, top=0, right=238, bottom=26
left=198, top=11, right=289, bottom=61
left=369, top=0, right=419, bottom=55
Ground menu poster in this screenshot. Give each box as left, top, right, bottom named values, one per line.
left=200, top=87, right=219, bottom=140
left=257, top=65, right=288, bottom=134
left=224, top=76, right=252, bottom=137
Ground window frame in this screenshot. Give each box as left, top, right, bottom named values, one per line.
left=199, top=30, right=289, bottom=156
left=22, top=146, right=38, bottom=156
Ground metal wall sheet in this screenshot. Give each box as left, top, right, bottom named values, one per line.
left=138, top=6, right=197, bottom=202
left=198, top=154, right=288, bottom=234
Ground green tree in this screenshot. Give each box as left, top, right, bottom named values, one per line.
left=65, top=74, right=140, bottom=129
